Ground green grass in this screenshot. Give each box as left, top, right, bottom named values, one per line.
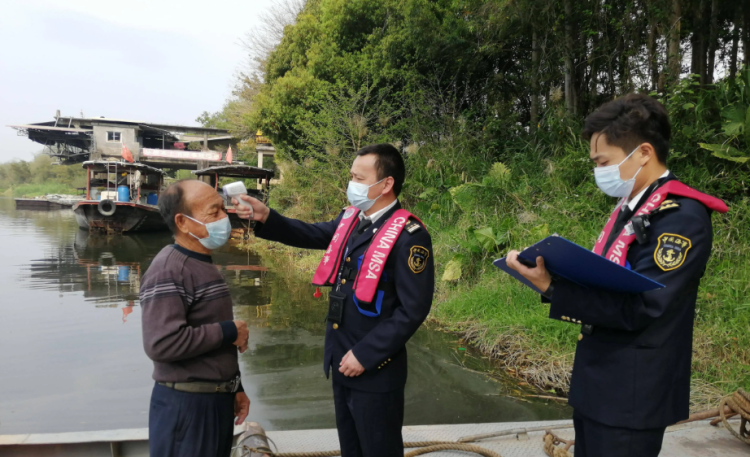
left=11, top=183, right=80, bottom=198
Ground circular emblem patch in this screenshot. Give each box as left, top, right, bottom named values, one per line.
left=343, top=208, right=356, bottom=219
left=654, top=233, right=692, bottom=271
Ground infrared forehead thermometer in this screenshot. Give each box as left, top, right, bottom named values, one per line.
left=223, top=181, right=253, bottom=216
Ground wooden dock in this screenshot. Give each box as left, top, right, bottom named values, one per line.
left=14, top=195, right=82, bottom=210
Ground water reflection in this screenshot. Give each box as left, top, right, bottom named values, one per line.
left=0, top=197, right=570, bottom=436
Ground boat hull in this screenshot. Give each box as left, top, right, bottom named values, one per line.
left=72, top=201, right=168, bottom=233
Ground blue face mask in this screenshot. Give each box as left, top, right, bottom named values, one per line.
left=593, top=146, right=643, bottom=198
left=182, top=214, right=231, bottom=250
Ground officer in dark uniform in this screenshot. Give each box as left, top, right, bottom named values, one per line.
left=234, top=144, right=434, bottom=457
left=506, top=94, right=727, bottom=457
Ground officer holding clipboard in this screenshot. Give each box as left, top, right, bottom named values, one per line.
left=506, top=94, right=728, bottom=457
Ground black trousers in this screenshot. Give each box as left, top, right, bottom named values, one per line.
left=573, top=411, right=666, bottom=457
left=332, top=382, right=405, bottom=457
left=149, top=383, right=236, bottom=457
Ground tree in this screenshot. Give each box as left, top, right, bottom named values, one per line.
left=667, top=0, right=682, bottom=87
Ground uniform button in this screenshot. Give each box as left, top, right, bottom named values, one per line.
left=388, top=358, right=391, bottom=361
left=341, top=279, right=346, bottom=285
left=346, top=257, right=351, bottom=262
left=333, top=323, right=339, bottom=330
left=561, top=316, right=568, bottom=321
left=578, top=333, right=583, bottom=341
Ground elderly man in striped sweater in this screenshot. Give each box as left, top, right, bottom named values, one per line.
left=141, top=180, right=250, bottom=457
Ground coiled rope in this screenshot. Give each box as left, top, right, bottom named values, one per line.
left=717, top=388, right=750, bottom=445
left=543, top=431, right=573, bottom=457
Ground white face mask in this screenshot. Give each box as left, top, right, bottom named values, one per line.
left=593, top=146, right=643, bottom=198
left=347, top=179, right=384, bottom=211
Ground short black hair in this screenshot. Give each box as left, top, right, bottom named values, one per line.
left=158, top=180, right=191, bottom=234
left=583, top=93, right=671, bottom=164
left=355, top=143, right=406, bottom=197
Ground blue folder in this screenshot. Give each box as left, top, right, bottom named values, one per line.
left=493, top=235, right=664, bottom=294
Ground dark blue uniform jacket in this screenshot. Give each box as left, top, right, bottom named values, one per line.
left=254, top=202, right=435, bottom=393
left=550, top=174, right=717, bottom=429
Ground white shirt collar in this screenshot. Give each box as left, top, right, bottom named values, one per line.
left=360, top=199, right=398, bottom=224
left=624, top=170, right=670, bottom=211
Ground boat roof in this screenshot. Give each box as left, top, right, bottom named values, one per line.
left=82, top=160, right=166, bottom=175
left=192, top=164, right=274, bottom=179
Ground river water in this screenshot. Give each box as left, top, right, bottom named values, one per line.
left=0, top=197, right=569, bottom=435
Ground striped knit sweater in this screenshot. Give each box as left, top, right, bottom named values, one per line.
left=140, top=244, right=240, bottom=384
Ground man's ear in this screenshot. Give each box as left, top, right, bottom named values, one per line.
left=638, top=143, right=656, bottom=166
left=174, top=213, right=189, bottom=234
left=381, top=177, right=395, bottom=196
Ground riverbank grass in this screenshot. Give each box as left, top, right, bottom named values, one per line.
left=7, top=183, right=80, bottom=198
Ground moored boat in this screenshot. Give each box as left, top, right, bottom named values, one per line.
left=72, top=161, right=168, bottom=233
left=192, top=164, right=275, bottom=230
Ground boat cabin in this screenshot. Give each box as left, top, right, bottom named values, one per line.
left=83, top=160, right=166, bottom=205
left=192, top=165, right=275, bottom=203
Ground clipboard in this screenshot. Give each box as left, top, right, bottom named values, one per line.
left=493, top=235, right=664, bottom=294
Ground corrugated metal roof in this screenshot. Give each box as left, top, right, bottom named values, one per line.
left=54, top=117, right=229, bottom=134
left=7, top=124, right=92, bottom=133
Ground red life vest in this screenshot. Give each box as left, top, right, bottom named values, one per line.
left=312, top=206, right=423, bottom=304
left=593, top=180, right=728, bottom=265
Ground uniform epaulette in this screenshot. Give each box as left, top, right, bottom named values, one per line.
left=404, top=220, right=422, bottom=234
left=650, top=199, right=681, bottom=217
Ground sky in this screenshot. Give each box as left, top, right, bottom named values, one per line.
left=0, top=0, right=276, bottom=162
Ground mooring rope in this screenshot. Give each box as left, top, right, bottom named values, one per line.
left=238, top=423, right=577, bottom=457
left=542, top=431, right=573, bottom=457
left=718, top=388, right=750, bottom=445
left=403, top=443, right=502, bottom=457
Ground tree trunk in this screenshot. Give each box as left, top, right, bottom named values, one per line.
left=689, top=0, right=705, bottom=78
left=530, top=28, right=540, bottom=132
left=563, top=0, right=577, bottom=115
left=667, top=0, right=682, bottom=86
left=589, top=0, right=601, bottom=107
left=745, top=5, right=750, bottom=69
left=698, top=0, right=709, bottom=84
left=706, top=0, right=719, bottom=84
left=647, top=15, right=659, bottom=91
left=729, top=14, right=739, bottom=80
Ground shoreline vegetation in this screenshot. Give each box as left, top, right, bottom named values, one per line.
left=0, top=155, right=85, bottom=198
left=204, top=0, right=750, bottom=414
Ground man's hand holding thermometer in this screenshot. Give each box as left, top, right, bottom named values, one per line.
left=224, top=181, right=270, bottom=223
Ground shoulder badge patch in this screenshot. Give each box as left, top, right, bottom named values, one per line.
left=650, top=199, right=681, bottom=217
left=408, top=246, right=430, bottom=274
left=654, top=233, right=692, bottom=271
left=405, top=220, right=422, bottom=234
